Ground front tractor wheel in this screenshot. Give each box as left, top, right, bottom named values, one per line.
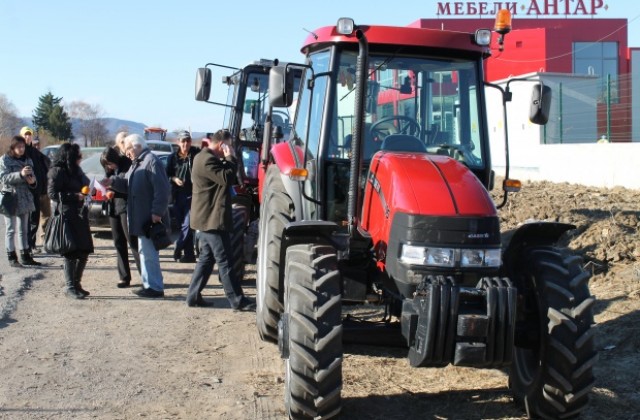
left=280, top=244, right=343, bottom=420
left=256, top=166, right=295, bottom=342
left=509, top=247, right=597, bottom=419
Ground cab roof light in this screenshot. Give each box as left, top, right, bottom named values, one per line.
left=337, top=18, right=355, bottom=35
left=474, top=29, right=492, bottom=46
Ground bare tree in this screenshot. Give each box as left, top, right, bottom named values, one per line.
left=0, top=94, right=21, bottom=143
left=67, top=100, right=109, bottom=147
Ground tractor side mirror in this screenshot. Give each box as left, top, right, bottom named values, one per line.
left=269, top=66, right=295, bottom=107
left=529, top=83, right=552, bottom=125
left=195, top=68, right=212, bottom=101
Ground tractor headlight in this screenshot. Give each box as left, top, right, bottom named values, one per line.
left=400, top=245, right=501, bottom=268
left=400, top=245, right=455, bottom=267
left=460, top=248, right=501, bottom=267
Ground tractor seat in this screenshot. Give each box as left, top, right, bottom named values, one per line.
left=380, top=134, right=427, bottom=153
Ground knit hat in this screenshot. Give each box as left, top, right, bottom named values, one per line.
left=176, top=130, right=191, bottom=141
left=20, top=126, right=33, bottom=137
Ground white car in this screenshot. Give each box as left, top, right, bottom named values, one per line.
left=146, top=140, right=177, bottom=154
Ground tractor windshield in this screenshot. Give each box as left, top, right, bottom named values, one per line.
left=223, top=70, right=297, bottom=143
left=329, top=51, right=486, bottom=168
left=291, top=49, right=488, bottom=223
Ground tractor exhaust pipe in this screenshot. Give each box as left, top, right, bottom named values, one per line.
left=347, top=29, right=369, bottom=237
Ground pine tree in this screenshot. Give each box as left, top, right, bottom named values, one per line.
left=48, top=104, right=73, bottom=141
left=31, top=91, right=73, bottom=141
left=32, top=91, right=62, bottom=133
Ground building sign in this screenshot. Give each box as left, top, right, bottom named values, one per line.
left=437, top=1, right=609, bottom=17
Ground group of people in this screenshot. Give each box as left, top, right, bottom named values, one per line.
left=1, top=128, right=255, bottom=312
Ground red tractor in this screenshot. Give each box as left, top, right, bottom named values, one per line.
left=195, top=60, right=303, bottom=280
left=255, top=11, right=596, bottom=420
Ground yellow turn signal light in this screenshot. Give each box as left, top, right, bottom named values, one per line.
left=288, top=168, right=308, bottom=181
left=503, top=178, right=521, bottom=193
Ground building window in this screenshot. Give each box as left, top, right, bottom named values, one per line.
left=573, top=41, right=618, bottom=102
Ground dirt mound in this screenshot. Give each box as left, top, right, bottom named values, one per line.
left=493, top=179, right=640, bottom=278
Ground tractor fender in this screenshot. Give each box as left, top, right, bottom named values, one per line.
left=502, top=221, right=576, bottom=275
left=278, top=220, right=346, bottom=302
left=262, top=142, right=305, bottom=220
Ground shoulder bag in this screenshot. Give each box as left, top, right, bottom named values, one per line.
left=0, top=189, right=16, bottom=216
left=43, top=201, right=77, bottom=255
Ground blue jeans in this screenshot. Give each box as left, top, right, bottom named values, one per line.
left=186, top=230, right=243, bottom=308
left=173, top=192, right=194, bottom=257
left=138, top=236, right=164, bottom=291
left=3, top=213, right=30, bottom=252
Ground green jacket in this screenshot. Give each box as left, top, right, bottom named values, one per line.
left=190, top=148, right=237, bottom=232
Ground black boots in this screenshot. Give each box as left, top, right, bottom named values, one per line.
left=19, top=249, right=41, bottom=267
left=63, top=258, right=85, bottom=299
left=74, top=258, right=90, bottom=297
left=7, top=251, right=21, bottom=268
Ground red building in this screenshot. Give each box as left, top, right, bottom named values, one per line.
left=409, top=17, right=633, bottom=141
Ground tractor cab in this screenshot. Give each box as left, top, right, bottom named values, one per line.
left=195, top=60, right=301, bottom=188
left=270, top=24, right=495, bottom=232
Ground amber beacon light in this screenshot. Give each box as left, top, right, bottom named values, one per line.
left=494, top=9, right=512, bottom=51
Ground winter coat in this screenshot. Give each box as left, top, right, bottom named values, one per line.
left=25, top=144, right=50, bottom=196
left=111, top=149, right=170, bottom=237
left=104, top=149, right=132, bottom=216
left=190, top=148, right=237, bottom=232
left=47, top=165, right=94, bottom=257
left=166, top=146, right=199, bottom=198
left=0, top=154, right=37, bottom=216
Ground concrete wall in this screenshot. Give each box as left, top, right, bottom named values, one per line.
left=487, top=72, right=640, bottom=190
left=492, top=142, right=640, bottom=190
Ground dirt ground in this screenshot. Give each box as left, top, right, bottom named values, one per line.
left=1, top=179, right=639, bottom=420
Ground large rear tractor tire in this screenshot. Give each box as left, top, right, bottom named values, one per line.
left=256, top=166, right=295, bottom=342
left=509, top=247, right=597, bottom=419
left=231, top=205, right=248, bottom=282
left=281, top=244, right=342, bottom=420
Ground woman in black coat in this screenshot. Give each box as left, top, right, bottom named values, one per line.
left=100, top=145, right=140, bottom=288
left=47, top=143, right=94, bottom=299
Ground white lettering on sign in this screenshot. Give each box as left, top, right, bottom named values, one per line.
left=436, top=0, right=607, bottom=16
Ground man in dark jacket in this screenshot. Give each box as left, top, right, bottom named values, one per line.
left=20, top=126, right=50, bottom=255
left=185, top=129, right=254, bottom=310
left=166, top=130, right=199, bottom=263
left=105, top=134, right=171, bottom=298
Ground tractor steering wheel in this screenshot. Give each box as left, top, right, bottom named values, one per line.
left=370, top=116, right=421, bottom=141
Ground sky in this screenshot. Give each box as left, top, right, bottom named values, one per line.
left=1, top=0, right=639, bottom=134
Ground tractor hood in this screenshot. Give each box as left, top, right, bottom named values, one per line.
left=361, top=151, right=499, bottom=254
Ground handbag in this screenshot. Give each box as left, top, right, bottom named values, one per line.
left=145, top=221, right=172, bottom=251
left=0, top=189, right=16, bottom=216
left=44, top=204, right=77, bottom=255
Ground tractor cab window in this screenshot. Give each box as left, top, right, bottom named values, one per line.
left=329, top=51, right=485, bottom=168
left=238, top=72, right=270, bottom=142
left=228, top=71, right=298, bottom=143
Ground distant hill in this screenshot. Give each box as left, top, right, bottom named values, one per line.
left=99, top=118, right=146, bottom=136
left=19, top=117, right=146, bottom=138
left=18, top=117, right=210, bottom=144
